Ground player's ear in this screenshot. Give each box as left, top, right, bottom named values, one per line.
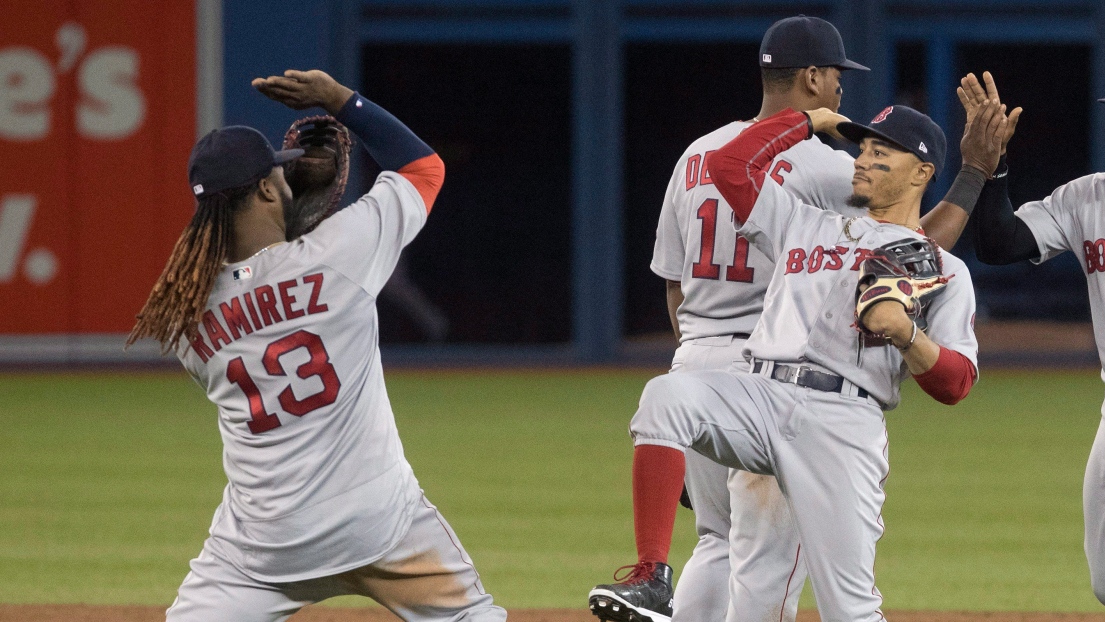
left=912, top=161, right=935, bottom=186
left=256, top=167, right=283, bottom=203
left=802, top=66, right=820, bottom=96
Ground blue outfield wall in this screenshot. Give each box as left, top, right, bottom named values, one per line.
left=222, top=0, right=1105, bottom=364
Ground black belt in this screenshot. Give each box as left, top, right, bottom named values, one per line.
left=752, top=361, right=869, bottom=399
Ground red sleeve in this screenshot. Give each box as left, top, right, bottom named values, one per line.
left=398, top=153, right=445, bottom=214
left=704, top=109, right=812, bottom=224
left=913, top=346, right=977, bottom=405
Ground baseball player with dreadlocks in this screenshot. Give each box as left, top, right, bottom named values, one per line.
left=589, top=97, right=1011, bottom=622
left=637, top=16, right=983, bottom=622
left=127, top=69, right=506, bottom=622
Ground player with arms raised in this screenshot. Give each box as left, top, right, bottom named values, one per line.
left=590, top=95, right=1010, bottom=622
left=968, top=73, right=1105, bottom=605
left=127, top=69, right=506, bottom=622
left=592, top=15, right=997, bottom=622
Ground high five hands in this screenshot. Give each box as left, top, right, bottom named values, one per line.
left=957, top=71, right=1022, bottom=175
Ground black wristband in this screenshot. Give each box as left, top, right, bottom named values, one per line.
left=800, top=111, right=814, bottom=139
left=991, top=154, right=1009, bottom=180
left=942, top=165, right=988, bottom=216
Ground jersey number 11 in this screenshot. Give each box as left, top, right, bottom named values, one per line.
left=692, top=198, right=754, bottom=283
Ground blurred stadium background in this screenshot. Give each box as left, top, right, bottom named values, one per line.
left=2, top=0, right=1105, bottom=367
left=6, top=0, right=1105, bottom=617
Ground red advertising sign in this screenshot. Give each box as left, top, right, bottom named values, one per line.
left=0, top=0, right=196, bottom=335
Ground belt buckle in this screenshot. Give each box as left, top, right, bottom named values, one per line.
left=781, top=365, right=803, bottom=385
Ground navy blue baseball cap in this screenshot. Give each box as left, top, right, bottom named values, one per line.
left=759, top=15, right=869, bottom=71
left=188, top=126, right=303, bottom=198
left=838, top=105, right=947, bottom=177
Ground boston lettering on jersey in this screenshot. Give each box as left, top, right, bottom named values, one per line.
left=1084, top=239, right=1105, bottom=274
left=783, top=246, right=877, bottom=274
left=190, top=273, right=329, bottom=363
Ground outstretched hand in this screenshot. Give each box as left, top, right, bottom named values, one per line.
left=957, top=71, right=1022, bottom=155
left=252, top=70, right=354, bottom=116
left=805, top=108, right=851, bottom=141
left=959, top=99, right=1007, bottom=176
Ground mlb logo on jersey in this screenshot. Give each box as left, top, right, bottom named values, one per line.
left=233, top=266, right=253, bottom=281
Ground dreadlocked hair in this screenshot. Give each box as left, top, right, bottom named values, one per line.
left=126, top=183, right=258, bottom=354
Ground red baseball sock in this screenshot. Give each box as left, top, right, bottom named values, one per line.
left=633, top=444, right=686, bottom=565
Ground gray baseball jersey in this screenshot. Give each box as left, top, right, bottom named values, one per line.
left=740, top=180, right=979, bottom=409
left=651, top=120, right=864, bottom=341
left=178, top=171, right=426, bottom=583
left=1016, top=173, right=1105, bottom=372
left=1011, top=172, right=1105, bottom=599
left=655, top=120, right=860, bottom=622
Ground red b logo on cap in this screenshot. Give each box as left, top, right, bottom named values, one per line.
left=872, top=106, right=893, bottom=124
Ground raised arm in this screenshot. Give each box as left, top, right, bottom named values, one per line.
left=253, top=69, right=445, bottom=211
left=973, top=156, right=1041, bottom=264
left=707, top=109, right=845, bottom=224
left=920, top=72, right=1023, bottom=250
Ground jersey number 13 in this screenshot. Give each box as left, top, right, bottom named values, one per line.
left=225, top=329, right=342, bottom=434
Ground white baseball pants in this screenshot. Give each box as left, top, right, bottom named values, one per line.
left=166, top=494, right=507, bottom=622
left=632, top=364, right=889, bottom=622
left=667, top=336, right=805, bottom=622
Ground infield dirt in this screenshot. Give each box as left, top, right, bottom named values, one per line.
left=2, top=606, right=1105, bottom=622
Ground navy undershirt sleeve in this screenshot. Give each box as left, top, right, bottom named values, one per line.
left=334, top=92, right=434, bottom=171
left=973, top=156, right=1041, bottom=265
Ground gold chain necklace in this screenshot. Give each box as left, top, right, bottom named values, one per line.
left=844, top=217, right=861, bottom=242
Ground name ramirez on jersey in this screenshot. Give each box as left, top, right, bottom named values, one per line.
left=188, top=274, right=330, bottom=362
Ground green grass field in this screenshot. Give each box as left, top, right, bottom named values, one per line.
left=1, top=368, right=1103, bottom=611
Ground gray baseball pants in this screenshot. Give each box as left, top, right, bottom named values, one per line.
left=667, top=336, right=805, bottom=622
left=1086, top=410, right=1105, bottom=604
left=632, top=362, right=889, bottom=622
left=166, top=494, right=507, bottom=622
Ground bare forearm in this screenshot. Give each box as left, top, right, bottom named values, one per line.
left=920, top=165, right=990, bottom=250
left=883, top=322, right=940, bottom=375
left=882, top=318, right=974, bottom=403
left=665, top=280, right=683, bottom=341
left=919, top=202, right=968, bottom=251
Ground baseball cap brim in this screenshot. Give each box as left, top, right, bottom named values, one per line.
left=1099, top=98, right=1105, bottom=103
left=837, top=121, right=910, bottom=153
left=274, top=148, right=305, bottom=164
left=837, top=58, right=870, bottom=71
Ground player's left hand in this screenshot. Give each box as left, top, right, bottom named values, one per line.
left=957, top=71, right=1022, bottom=156
left=959, top=98, right=1007, bottom=176
left=252, top=70, right=354, bottom=116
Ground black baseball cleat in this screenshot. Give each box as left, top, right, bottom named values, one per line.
left=588, top=561, right=674, bottom=622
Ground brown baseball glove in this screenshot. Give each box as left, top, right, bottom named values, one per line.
left=281, top=115, right=353, bottom=240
